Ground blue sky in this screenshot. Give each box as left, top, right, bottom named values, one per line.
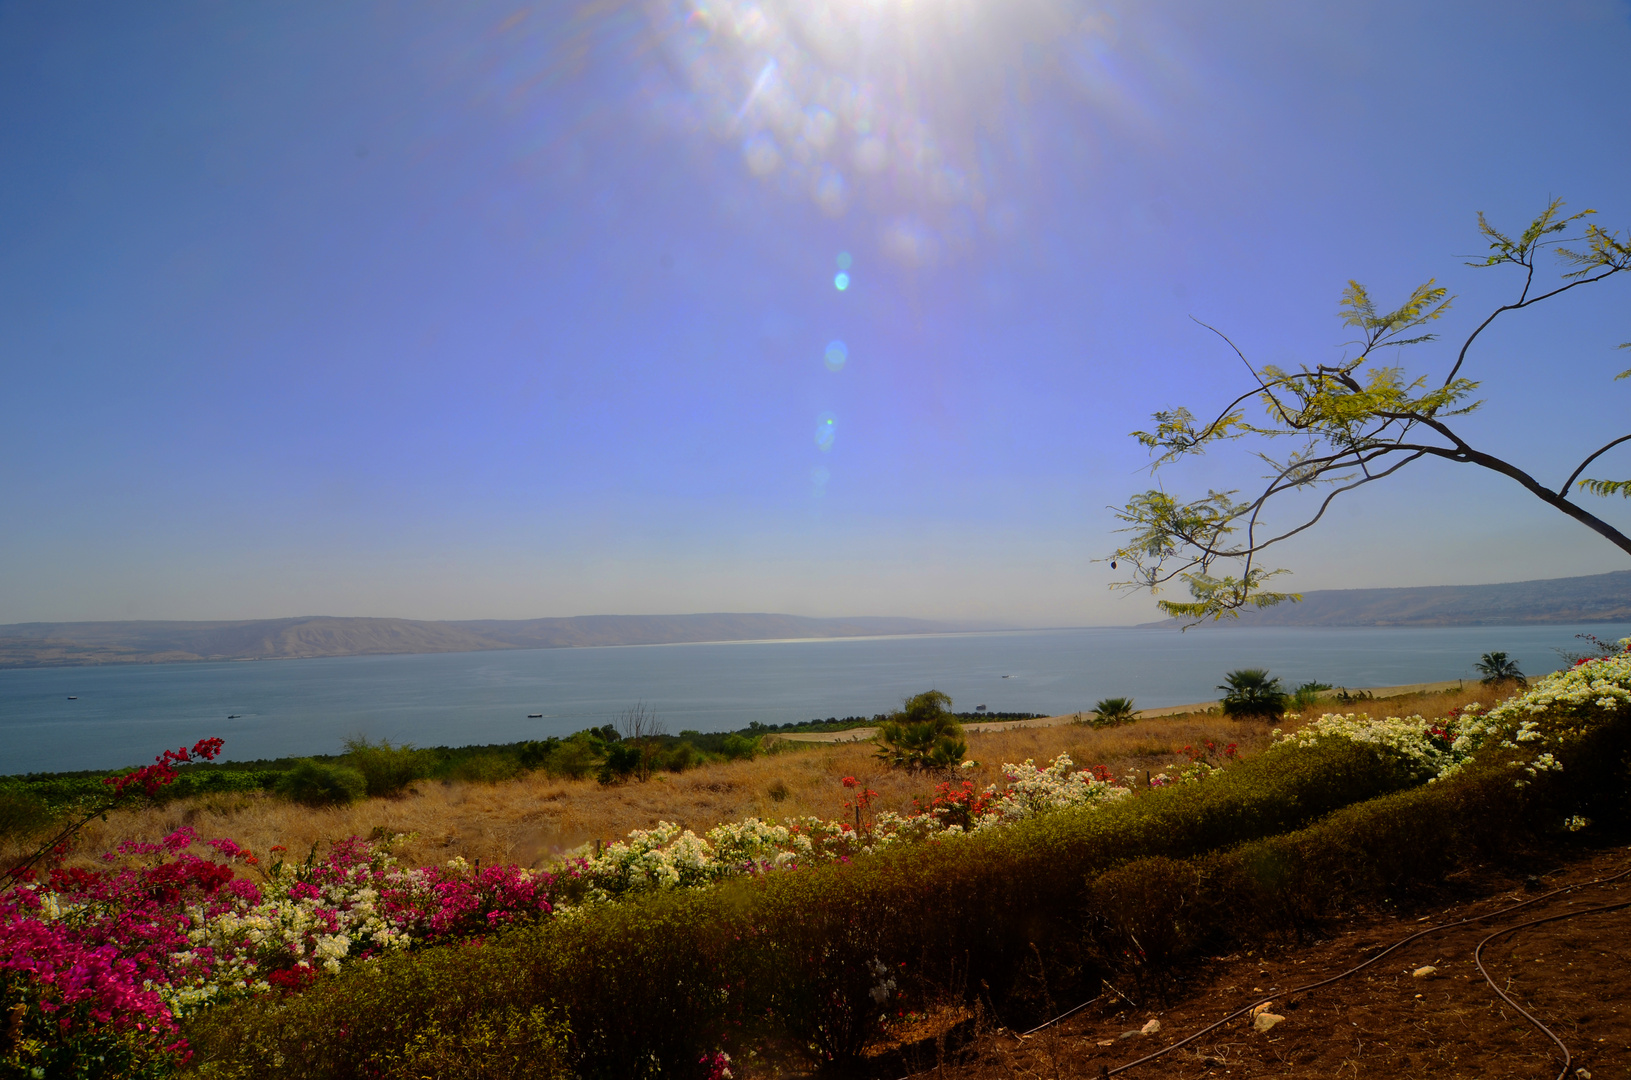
left=2, top=0, right=1629, bottom=626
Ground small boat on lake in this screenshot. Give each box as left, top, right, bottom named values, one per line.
left=227, top=714, right=241, bottom=719
left=66, top=696, right=78, bottom=700
left=527, top=713, right=543, bottom=718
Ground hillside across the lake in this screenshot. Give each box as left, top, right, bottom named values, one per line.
left=0, top=613, right=969, bottom=668
left=1140, top=569, right=1631, bottom=628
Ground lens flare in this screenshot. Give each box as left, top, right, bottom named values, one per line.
left=815, top=411, right=837, bottom=451
left=833, top=271, right=849, bottom=290
left=835, top=251, right=853, bottom=271
left=824, top=340, right=848, bottom=370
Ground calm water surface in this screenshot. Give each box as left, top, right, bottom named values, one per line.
left=2, top=624, right=1624, bottom=774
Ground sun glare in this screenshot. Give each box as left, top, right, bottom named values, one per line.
left=650, top=0, right=1102, bottom=266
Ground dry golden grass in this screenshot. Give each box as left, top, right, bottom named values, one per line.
left=54, top=683, right=1513, bottom=874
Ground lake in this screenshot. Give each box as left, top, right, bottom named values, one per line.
left=1, top=623, right=1624, bottom=774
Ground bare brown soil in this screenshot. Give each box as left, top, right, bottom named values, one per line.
left=825, top=841, right=1631, bottom=1080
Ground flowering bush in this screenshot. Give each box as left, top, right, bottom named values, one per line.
left=1274, top=710, right=1474, bottom=780
left=1149, top=740, right=1240, bottom=787
left=6, top=731, right=1253, bottom=1075
left=569, top=753, right=1133, bottom=900
left=3, top=818, right=560, bottom=1075
left=1275, top=639, right=1631, bottom=787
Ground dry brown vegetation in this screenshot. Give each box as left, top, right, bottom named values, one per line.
left=59, top=685, right=1502, bottom=874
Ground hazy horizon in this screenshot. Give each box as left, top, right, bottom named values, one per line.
left=4, top=1, right=1630, bottom=626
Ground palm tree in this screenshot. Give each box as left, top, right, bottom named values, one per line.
left=1091, top=697, right=1137, bottom=727
left=1218, top=669, right=1288, bottom=718
left=1476, top=652, right=1526, bottom=686
left=875, top=690, right=967, bottom=769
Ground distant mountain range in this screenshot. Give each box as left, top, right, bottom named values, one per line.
left=8, top=570, right=1628, bottom=668
left=0, top=613, right=968, bottom=668
left=1139, top=570, right=1631, bottom=628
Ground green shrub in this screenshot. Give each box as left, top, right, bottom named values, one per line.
left=719, top=734, right=758, bottom=761
left=447, top=754, right=521, bottom=785
left=0, top=787, right=56, bottom=842
left=4, top=971, right=183, bottom=1080
left=163, top=769, right=282, bottom=800
left=596, top=743, right=641, bottom=785
left=1082, top=710, right=1631, bottom=980
left=547, top=738, right=598, bottom=780
left=1289, top=680, right=1333, bottom=710
left=663, top=741, right=701, bottom=772
left=185, top=892, right=731, bottom=1080
left=275, top=760, right=367, bottom=806
left=341, top=737, right=430, bottom=797
left=388, top=1005, right=570, bottom=1080
left=516, top=739, right=560, bottom=772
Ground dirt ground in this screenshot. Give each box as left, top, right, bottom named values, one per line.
left=800, top=840, right=1631, bottom=1080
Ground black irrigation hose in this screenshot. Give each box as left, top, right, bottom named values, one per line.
left=890, top=859, right=1631, bottom=1080
left=1020, top=996, right=1099, bottom=1037
left=1475, top=898, right=1631, bottom=1080
left=1105, top=859, right=1631, bottom=1075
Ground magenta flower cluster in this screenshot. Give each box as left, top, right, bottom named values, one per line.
left=1, top=826, right=562, bottom=1070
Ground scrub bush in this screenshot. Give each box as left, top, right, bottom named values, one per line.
left=274, top=760, right=366, bottom=807
left=340, top=737, right=429, bottom=797
left=545, top=737, right=598, bottom=780
left=0, top=788, right=54, bottom=843
left=595, top=744, right=641, bottom=785
left=1289, top=681, right=1333, bottom=709
left=447, top=754, right=521, bottom=785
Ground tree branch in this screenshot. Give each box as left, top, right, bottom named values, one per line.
left=1562, top=433, right=1631, bottom=496
left=1443, top=267, right=1624, bottom=386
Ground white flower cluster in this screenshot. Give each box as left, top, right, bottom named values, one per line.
left=571, top=753, right=1131, bottom=900
left=1275, top=642, right=1631, bottom=788
left=975, top=754, right=1130, bottom=829
left=1272, top=712, right=1465, bottom=780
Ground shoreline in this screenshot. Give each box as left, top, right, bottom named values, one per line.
left=777, top=678, right=1470, bottom=743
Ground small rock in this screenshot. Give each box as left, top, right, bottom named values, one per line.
left=1096, top=1039, right=1114, bottom=1047
left=1250, top=1001, right=1275, bottom=1018
left=1253, top=1012, right=1285, bottom=1033
left=1412, top=965, right=1438, bottom=979
left=1141, top=1019, right=1161, bottom=1035
left=1575, top=1070, right=1591, bottom=1080
left=1117, top=1030, right=1141, bottom=1041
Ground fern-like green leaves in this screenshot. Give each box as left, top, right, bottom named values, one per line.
left=1579, top=478, right=1631, bottom=499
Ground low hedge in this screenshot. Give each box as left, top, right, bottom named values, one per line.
left=1089, top=710, right=1631, bottom=979
left=184, top=713, right=1631, bottom=1079
left=184, top=737, right=1431, bottom=1078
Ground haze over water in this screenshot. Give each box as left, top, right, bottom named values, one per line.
left=4, top=624, right=1622, bottom=775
